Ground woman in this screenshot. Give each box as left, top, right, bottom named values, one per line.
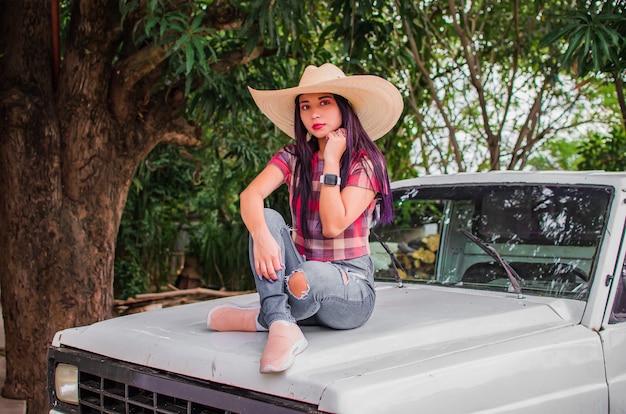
left=207, top=63, right=403, bottom=374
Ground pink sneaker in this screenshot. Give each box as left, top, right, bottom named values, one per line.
left=260, top=321, right=308, bottom=374
left=206, top=304, right=260, bottom=332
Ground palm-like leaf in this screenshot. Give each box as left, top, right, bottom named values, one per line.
left=541, top=10, right=626, bottom=77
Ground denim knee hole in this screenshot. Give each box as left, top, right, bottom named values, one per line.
left=287, top=270, right=310, bottom=299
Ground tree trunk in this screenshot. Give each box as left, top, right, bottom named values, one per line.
left=0, top=1, right=199, bottom=412
left=1, top=0, right=257, bottom=409
left=614, top=74, right=626, bottom=132
left=0, top=132, right=123, bottom=414
left=0, top=5, right=127, bottom=414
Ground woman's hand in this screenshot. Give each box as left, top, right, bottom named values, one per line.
left=240, top=165, right=286, bottom=281
left=324, top=128, right=347, bottom=163
left=252, top=230, right=284, bottom=281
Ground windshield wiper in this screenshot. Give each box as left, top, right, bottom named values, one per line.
left=460, top=229, right=524, bottom=298
left=371, top=230, right=405, bottom=288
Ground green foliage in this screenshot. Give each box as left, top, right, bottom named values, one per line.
left=118, top=0, right=329, bottom=116
left=539, top=2, right=626, bottom=129
left=114, top=258, right=149, bottom=300
left=188, top=213, right=251, bottom=290
left=384, top=0, right=599, bottom=172
left=115, top=144, right=199, bottom=298
left=392, top=200, right=443, bottom=229
left=115, top=101, right=292, bottom=294
left=540, top=6, right=626, bottom=77
left=577, top=126, right=626, bottom=171
left=182, top=120, right=291, bottom=291
left=526, top=137, right=584, bottom=171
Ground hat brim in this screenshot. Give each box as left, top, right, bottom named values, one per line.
left=248, top=75, right=403, bottom=141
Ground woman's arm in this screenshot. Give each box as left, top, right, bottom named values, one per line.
left=240, top=165, right=285, bottom=280
left=319, top=129, right=376, bottom=237
left=319, top=182, right=375, bottom=238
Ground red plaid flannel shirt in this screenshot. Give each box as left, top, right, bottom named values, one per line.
left=269, top=144, right=381, bottom=261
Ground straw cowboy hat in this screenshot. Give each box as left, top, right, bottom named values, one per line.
left=248, top=63, right=403, bottom=141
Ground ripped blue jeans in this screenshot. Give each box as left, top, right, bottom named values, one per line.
left=250, top=208, right=376, bottom=330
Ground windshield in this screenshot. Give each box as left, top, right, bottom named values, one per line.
left=371, top=183, right=613, bottom=300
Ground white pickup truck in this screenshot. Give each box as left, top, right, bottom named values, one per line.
left=47, top=171, right=626, bottom=413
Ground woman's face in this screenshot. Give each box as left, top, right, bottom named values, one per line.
left=298, top=93, right=343, bottom=139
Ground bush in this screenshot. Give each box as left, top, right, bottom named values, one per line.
left=577, top=126, right=626, bottom=171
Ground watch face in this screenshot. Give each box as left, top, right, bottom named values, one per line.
left=323, top=174, right=339, bottom=185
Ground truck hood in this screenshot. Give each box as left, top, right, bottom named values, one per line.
left=52, top=283, right=585, bottom=409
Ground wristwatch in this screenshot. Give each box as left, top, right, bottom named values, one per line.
left=320, top=174, right=341, bottom=186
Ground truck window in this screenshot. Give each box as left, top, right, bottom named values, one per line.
left=610, top=260, right=626, bottom=323
left=373, top=184, right=612, bottom=300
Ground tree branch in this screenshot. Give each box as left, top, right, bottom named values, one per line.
left=110, top=43, right=169, bottom=123
left=201, top=0, right=245, bottom=31
left=614, top=74, right=626, bottom=130
left=497, top=0, right=521, bottom=139
left=397, top=0, right=464, bottom=171
left=136, top=42, right=265, bottom=154
left=447, top=0, right=499, bottom=169
left=210, top=43, right=265, bottom=73
left=507, top=80, right=547, bottom=170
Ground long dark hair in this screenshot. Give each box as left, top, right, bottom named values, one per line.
left=289, top=94, right=393, bottom=239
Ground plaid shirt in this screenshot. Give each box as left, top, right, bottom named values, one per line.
left=269, top=144, right=381, bottom=262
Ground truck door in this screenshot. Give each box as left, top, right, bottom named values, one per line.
left=599, top=259, right=626, bottom=413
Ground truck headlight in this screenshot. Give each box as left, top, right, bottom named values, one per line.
left=54, top=363, right=78, bottom=404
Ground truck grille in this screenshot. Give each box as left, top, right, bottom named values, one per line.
left=78, top=371, right=219, bottom=413
left=48, top=347, right=320, bottom=414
